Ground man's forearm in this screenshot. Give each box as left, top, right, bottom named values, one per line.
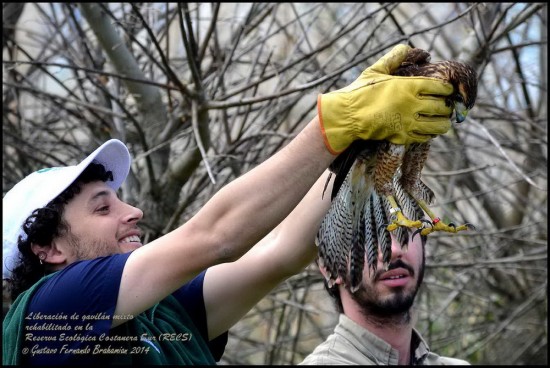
left=271, top=170, right=334, bottom=276
left=189, top=116, right=335, bottom=262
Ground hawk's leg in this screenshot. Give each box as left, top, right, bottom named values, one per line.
left=385, top=195, right=428, bottom=231
left=413, top=199, right=476, bottom=237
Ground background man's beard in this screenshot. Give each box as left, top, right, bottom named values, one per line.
left=351, top=284, right=417, bottom=325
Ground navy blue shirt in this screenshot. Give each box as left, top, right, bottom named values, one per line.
left=22, top=252, right=227, bottom=364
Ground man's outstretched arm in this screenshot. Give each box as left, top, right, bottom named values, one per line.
left=115, top=118, right=334, bottom=321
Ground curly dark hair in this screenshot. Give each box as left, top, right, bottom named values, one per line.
left=8, top=162, right=114, bottom=301
left=321, top=233, right=427, bottom=313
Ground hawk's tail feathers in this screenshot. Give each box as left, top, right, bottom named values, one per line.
left=372, top=192, right=392, bottom=270
left=349, top=207, right=367, bottom=293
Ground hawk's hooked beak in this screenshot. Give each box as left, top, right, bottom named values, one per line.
left=454, top=101, right=469, bottom=123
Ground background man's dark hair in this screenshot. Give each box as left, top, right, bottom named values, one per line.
left=8, top=163, right=113, bottom=301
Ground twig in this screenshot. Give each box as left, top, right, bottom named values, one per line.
left=469, top=118, right=546, bottom=191
left=192, top=100, right=216, bottom=184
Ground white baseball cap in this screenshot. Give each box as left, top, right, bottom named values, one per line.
left=2, top=139, right=131, bottom=279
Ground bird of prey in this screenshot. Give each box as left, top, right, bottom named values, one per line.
left=316, top=48, right=478, bottom=292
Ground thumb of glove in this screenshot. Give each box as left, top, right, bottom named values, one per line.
left=363, top=44, right=412, bottom=76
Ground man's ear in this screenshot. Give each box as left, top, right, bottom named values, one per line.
left=31, top=242, right=67, bottom=267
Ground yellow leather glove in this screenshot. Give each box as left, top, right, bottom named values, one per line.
left=318, top=44, right=454, bottom=154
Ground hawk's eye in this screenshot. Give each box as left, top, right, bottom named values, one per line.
left=453, top=93, right=465, bottom=106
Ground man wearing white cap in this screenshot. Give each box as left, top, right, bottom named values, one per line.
left=2, top=45, right=455, bottom=365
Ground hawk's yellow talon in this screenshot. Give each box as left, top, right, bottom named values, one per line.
left=385, top=196, right=423, bottom=232
left=419, top=221, right=472, bottom=236
left=386, top=206, right=423, bottom=232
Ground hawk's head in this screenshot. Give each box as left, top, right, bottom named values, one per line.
left=436, top=60, right=478, bottom=123
left=393, top=48, right=478, bottom=123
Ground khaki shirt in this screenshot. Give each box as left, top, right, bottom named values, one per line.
left=300, top=314, right=469, bottom=365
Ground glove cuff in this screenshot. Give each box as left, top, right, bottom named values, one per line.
left=318, top=93, right=353, bottom=155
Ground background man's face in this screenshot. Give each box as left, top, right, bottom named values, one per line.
left=350, top=233, right=425, bottom=316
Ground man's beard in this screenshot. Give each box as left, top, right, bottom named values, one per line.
left=350, top=258, right=425, bottom=326
left=67, top=232, right=117, bottom=261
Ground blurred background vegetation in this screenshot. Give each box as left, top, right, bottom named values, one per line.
left=3, top=2, right=547, bottom=364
